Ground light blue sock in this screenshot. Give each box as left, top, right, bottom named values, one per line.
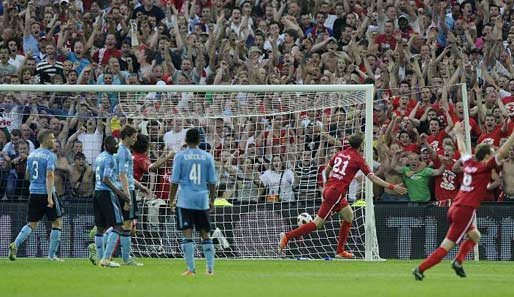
left=120, top=231, right=131, bottom=262
left=202, top=239, right=215, bottom=273
left=103, top=230, right=119, bottom=260
left=95, top=233, right=104, bottom=259
left=48, top=228, right=62, bottom=258
left=14, top=225, right=33, bottom=248
left=103, top=229, right=111, bottom=250
left=182, top=239, right=195, bottom=273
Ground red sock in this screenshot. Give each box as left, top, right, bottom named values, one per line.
left=286, top=222, right=317, bottom=239
left=456, top=239, right=476, bottom=264
left=419, top=247, right=448, bottom=273
left=336, top=221, right=352, bottom=254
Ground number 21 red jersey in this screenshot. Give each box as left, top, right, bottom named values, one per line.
left=325, top=148, right=372, bottom=193
left=453, top=154, right=499, bottom=209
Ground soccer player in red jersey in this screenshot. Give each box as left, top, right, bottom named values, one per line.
left=279, top=133, right=407, bottom=258
left=413, top=123, right=514, bottom=280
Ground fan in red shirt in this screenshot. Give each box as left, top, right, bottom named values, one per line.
left=279, top=133, right=407, bottom=258
left=477, top=113, right=508, bottom=147
left=413, top=123, right=514, bottom=281
left=431, top=144, right=460, bottom=205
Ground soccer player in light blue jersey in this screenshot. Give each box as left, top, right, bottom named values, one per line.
left=9, top=131, right=64, bottom=261
left=169, top=128, right=218, bottom=276
left=116, top=125, right=149, bottom=266
left=93, top=136, right=130, bottom=268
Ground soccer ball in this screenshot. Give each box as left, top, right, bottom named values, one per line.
left=297, top=213, right=313, bottom=227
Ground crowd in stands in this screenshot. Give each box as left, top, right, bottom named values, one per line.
left=1, top=0, right=514, bottom=205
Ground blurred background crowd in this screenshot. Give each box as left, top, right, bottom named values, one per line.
left=1, top=0, right=514, bottom=206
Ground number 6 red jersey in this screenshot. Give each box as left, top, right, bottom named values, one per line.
left=452, top=154, right=499, bottom=209
left=325, top=148, right=372, bottom=193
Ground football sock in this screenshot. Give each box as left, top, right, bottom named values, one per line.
left=336, top=221, right=352, bottom=254
left=103, top=230, right=119, bottom=260
left=455, top=239, right=476, bottom=264
left=202, top=239, right=215, bottom=273
left=182, top=238, right=195, bottom=273
left=48, top=228, right=62, bottom=258
left=95, top=233, right=104, bottom=260
left=286, top=221, right=317, bottom=239
left=120, top=230, right=131, bottom=262
left=14, top=225, right=33, bottom=248
left=419, top=247, right=448, bottom=273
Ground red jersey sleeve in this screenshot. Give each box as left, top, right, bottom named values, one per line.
left=358, top=155, right=372, bottom=176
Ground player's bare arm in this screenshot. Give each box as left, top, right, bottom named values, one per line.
left=367, top=173, right=407, bottom=195
left=104, top=175, right=129, bottom=203
left=46, top=169, right=54, bottom=208
left=496, top=129, right=514, bottom=162
left=168, top=183, right=178, bottom=210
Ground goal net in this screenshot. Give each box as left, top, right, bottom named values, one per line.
left=0, top=84, right=379, bottom=260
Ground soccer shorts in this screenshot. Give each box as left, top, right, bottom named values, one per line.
left=27, top=193, right=63, bottom=222
left=317, top=187, right=348, bottom=220
left=175, top=207, right=211, bottom=232
left=446, top=205, right=476, bottom=244
left=94, top=190, right=123, bottom=228
left=119, top=190, right=138, bottom=221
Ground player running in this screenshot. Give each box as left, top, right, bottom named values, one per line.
left=169, top=128, right=218, bottom=275
left=279, top=132, right=407, bottom=258
left=413, top=123, right=514, bottom=280
left=93, top=136, right=130, bottom=268
left=9, top=131, right=64, bottom=261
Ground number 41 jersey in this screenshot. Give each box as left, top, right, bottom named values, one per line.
left=26, top=148, right=57, bottom=195
left=170, top=148, right=218, bottom=210
left=325, top=148, right=372, bottom=193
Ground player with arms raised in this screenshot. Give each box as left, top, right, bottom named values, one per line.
left=279, top=133, right=407, bottom=258
left=9, top=131, right=64, bottom=261
left=413, top=123, right=514, bottom=280
left=169, top=128, right=218, bottom=275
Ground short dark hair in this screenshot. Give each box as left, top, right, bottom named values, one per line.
left=348, top=132, right=364, bottom=149
left=120, top=125, right=137, bottom=140
left=475, top=144, right=492, bottom=161
left=38, top=130, right=53, bottom=144
left=74, top=152, right=86, bottom=160
left=10, top=128, right=21, bottom=137
left=104, top=135, right=118, bottom=148
left=132, top=134, right=149, bottom=154
left=185, top=128, right=201, bottom=145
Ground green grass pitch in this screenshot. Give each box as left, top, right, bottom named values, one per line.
left=2, top=259, right=512, bottom=297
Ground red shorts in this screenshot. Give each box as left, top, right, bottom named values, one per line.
left=446, top=205, right=476, bottom=244
left=317, top=187, right=348, bottom=220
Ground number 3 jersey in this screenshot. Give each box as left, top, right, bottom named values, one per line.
left=170, top=148, right=218, bottom=210
left=26, top=148, right=57, bottom=195
left=453, top=154, right=499, bottom=209
left=325, top=148, right=371, bottom=193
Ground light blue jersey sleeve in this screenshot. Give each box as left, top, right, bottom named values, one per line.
left=47, top=152, right=56, bottom=171
left=117, top=145, right=135, bottom=190
left=207, top=154, right=218, bottom=184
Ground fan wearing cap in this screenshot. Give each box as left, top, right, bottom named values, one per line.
left=320, top=37, right=341, bottom=73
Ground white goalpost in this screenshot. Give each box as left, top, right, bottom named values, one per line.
left=0, top=83, right=382, bottom=260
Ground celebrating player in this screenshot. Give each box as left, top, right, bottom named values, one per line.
left=413, top=123, right=514, bottom=280
left=9, top=131, right=64, bottom=261
left=279, top=133, right=407, bottom=258
left=169, top=128, right=218, bottom=275
left=93, top=136, right=130, bottom=268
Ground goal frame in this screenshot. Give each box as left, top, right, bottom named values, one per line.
left=0, top=83, right=379, bottom=260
